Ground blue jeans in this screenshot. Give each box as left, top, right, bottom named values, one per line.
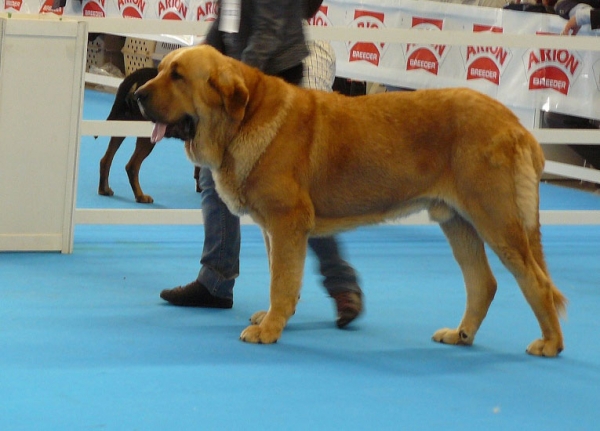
left=197, top=167, right=361, bottom=300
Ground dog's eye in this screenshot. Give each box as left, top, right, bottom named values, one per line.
left=171, top=70, right=183, bottom=81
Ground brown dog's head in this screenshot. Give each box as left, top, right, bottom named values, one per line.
left=135, top=45, right=250, bottom=166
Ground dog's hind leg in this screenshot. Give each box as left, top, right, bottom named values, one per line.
left=126, top=137, right=156, bottom=203
left=431, top=207, right=498, bottom=347
left=464, top=202, right=565, bottom=356
left=525, top=223, right=567, bottom=343
left=99, top=136, right=125, bottom=197
left=467, top=140, right=564, bottom=356
left=240, top=219, right=308, bottom=344
left=521, top=223, right=566, bottom=356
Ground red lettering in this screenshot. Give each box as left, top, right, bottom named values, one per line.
left=467, top=46, right=508, bottom=66
left=197, top=1, right=218, bottom=20
left=158, top=0, right=187, bottom=17
left=118, top=0, right=146, bottom=14
left=528, top=51, right=540, bottom=70
left=529, top=49, right=579, bottom=75
left=357, top=21, right=379, bottom=29
left=563, top=53, right=580, bottom=75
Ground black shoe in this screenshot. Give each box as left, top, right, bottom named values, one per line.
left=160, top=280, right=233, bottom=309
left=331, top=291, right=363, bottom=328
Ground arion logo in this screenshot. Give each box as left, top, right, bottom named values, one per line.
left=118, top=0, right=147, bottom=18
left=39, top=0, right=63, bottom=15
left=405, top=18, right=447, bottom=75
left=196, top=0, right=218, bottom=21
left=463, top=25, right=510, bottom=86
left=158, top=0, right=188, bottom=20
left=83, top=0, right=106, bottom=18
left=4, top=0, right=22, bottom=11
left=524, top=34, right=581, bottom=95
left=348, top=10, right=386, bottom=66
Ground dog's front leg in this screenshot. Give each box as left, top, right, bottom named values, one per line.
left=247, top=230, right=272, bottom=326
left=240, top=225, right=308, bottom=344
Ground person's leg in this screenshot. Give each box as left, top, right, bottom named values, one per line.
left=308, top=236, right=364, bottom=327
left=197, top=167, right=241, bottom=299
left=160, top=167, right=240, bottom=308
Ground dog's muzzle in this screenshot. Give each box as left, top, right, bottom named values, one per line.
left=134, top=88, right=198, bottom=144
left=164, top=115, right=198, bottom=142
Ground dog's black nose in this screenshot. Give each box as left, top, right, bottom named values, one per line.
left=134, top=88, right=148, bottom=103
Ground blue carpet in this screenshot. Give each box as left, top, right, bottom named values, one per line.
left=2, top=225, right=600, bottom=430
left=1, top=89, right=600, bottom=430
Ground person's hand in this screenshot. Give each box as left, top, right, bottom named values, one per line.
left=561, top=16, right=581, bottom=35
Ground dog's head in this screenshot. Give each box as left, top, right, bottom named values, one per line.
left=135, top=45, right=250, bottom=166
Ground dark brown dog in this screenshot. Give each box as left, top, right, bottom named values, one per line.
left=98, top=67, right=201, bottom=203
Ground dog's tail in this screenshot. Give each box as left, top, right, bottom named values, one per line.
left=106, top=67, right=158, bottom=122
left=511, top=129, right=544, bottom=234
left=514, top=129, right=567, bottom=318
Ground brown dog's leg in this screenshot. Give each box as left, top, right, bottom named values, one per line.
left=467, top=204, right=565, bottom=357
left=125, top=137, right=156, bottom=203
left=99, top=136, right=126, bottom=197
left=521, top=223, right=566, bottom=356
left=432, top=212, right=497, bottom=347
left=249, top=229, right=272, bottom=326
left=491, top=226, right=564, bottom=356
left=240, top=223, right=308, bottom=344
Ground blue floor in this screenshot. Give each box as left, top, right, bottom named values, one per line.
left=2, top=90, right=600, bottom=430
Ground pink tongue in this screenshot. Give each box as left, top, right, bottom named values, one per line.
left=151, top=123, right=167, bottom=144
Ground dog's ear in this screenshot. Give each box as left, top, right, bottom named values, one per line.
left=208, top=67, right=249, bottom=122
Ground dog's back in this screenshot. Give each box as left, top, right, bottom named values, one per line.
left=107, top=68, right=158, bottom=121
left=268, top=87, right=541, bottom=223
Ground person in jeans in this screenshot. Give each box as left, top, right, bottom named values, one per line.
left=160, top=0, right=364, bottom=328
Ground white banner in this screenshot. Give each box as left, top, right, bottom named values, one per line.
left=4, top=0, right=600, bottom=119
left=312, top=1, right=600, bottom=120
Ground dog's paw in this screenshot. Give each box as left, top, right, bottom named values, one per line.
left=249, top=310, right=267, bottom=325
left=135, top=194, right=154, bottom=204
left=240, top=324, right=280, bottom=344
left=98, top=187, right=114, bottom=197
left=526, top=338, right=563, bottom=357
left=432, top=327, right=474, bottom=346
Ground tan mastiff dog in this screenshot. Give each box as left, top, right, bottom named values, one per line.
left=136, top=45, right=566, bottom=357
